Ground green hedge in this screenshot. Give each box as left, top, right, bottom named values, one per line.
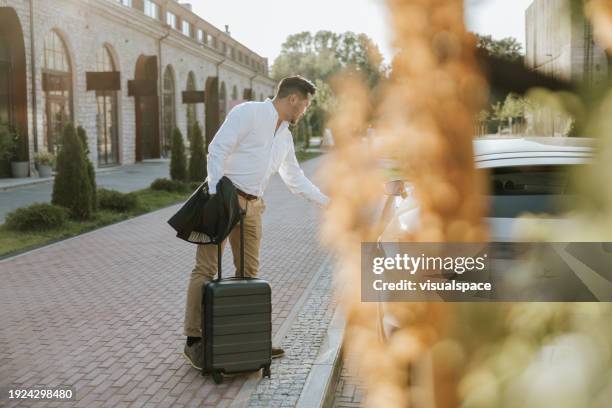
left=97, top=189, right=139, bottom=212
left=150, top=178, right=188, bottom=193
left=5, top=203, right=69, bottom=231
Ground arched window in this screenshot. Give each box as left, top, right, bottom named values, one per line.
left=219, top=81, right=227, bottom=122
left=95, top=45, right=119, bottom=166
left=42, top=30, right=72, bottom=154
left=186, top=71, right=197, bottom=143
left=162, top=65, right=176, bottom=157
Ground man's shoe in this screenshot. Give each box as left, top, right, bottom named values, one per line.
left=183, top=340, right=204, bottom=370
left=271, top=347, right=285, bottom=359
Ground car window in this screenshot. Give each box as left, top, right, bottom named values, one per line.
left=485, top=164, right=581, bottom=218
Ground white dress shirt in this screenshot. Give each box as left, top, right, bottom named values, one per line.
left=206, top=98, right=329, bottom=207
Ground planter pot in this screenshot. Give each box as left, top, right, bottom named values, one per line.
left=36, top=164, right=53, bottom=178
left=10, top=161, right=29, bottom=178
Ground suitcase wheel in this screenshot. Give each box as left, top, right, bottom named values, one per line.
left=212, top=371, right=224, bottom=384
left=263, top=365, right=271, bottom=378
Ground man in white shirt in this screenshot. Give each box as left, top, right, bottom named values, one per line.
left=183, top=76, right=329, bottom=369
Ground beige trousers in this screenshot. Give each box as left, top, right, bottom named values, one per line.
left=184, top=195, right=266, bottom=337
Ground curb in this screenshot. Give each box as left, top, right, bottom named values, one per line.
left=229, top=254, right=334, bottom=408
left=296, top=307, right=345, bottom=408
left=0, top=200, right=184, bottom=264
left=0, top=176, right=54, bottom=191
left=0, top=159, right=169, bottom=191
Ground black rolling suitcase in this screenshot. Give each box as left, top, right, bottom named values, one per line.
left=201, top=207, right=272, bottom=384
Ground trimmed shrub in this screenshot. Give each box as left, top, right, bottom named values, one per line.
left=34, top=151, right=55, bottom=167
left=97, top=188, right=139, bottom=212
left=188, top=121, right=207, bottom=182
left=0, top=127, right=15, bottom=162
left=170, top=128, right=187, bottom=182
left=150, top=178, right=188, bottom=193
left=5, top=203, right=69, bottom=231
left=77, top=126, right=97, bottom=211
left=52, top=124, right=93, bottom=220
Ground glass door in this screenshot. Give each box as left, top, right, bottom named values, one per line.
left=96, top=90, right=118, bottom=166
left=46, top=96, right=69, bottom=154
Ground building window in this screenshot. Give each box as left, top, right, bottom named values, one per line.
left=95, top=45, right=119, bottom=166
left=182, top=21, right=191, bottom=37
left=166, top=11, right=177, bottom=29
left=221, top=42, right=226, bottom=55
left=208, top=34, right=216, bottom=48
left=230, top=47, right=235, bottom=60
left=42, top=30, right=73, bottom=155
left=144, top=0, right=159, bottom=19
left=117, top=0, right=132, bottom=7
left=162, top=65, right=176, bottom=157
left=197, top=29, right=205, bottom=43
left=231, top=85, right=238, bottom=101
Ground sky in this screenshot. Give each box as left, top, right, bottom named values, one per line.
left=191, top=0, right=535, bottom=65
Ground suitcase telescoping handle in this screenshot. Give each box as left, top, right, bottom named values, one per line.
left=217, top=205, right=246, bottom=280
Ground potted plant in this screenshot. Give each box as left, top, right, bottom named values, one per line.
left=0, top=127, right=14, bottom=177
left=9, top=126, right=29, bottom=178
left=35, top=151, right=55, bottom=178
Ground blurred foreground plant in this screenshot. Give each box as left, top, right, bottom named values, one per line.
left=320, top=0, right=612, bottom=407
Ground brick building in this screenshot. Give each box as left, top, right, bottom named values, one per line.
left=0, top=0, right=276, bottom=177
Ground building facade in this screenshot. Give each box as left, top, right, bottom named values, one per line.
left=0, top=0, right=276, bottom=177
left=526, top=0, right=610, bottom=82
left=525, top=0, right=611, bottom=135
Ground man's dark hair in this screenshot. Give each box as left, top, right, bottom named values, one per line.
left=275, top=76, right=316, bottom=99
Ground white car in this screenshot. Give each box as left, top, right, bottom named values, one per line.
left=378, top=137, right=594, bottom=243
left=375, top=137, right=600, bottom=337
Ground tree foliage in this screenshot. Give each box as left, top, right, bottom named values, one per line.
left=475, top=34, right=523, bottom=62
left=271, top=30, right=385, bottom=88
left=77, top=126, right=97, bottom=211
left=188, top=121, right=207, bottom=182
left=272, top=31, right=376, bottom=140
left=170, top=128, right=187, bottom=182
left=52, top=123, right=93, bottom=220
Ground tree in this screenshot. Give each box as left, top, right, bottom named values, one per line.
left=77, top=126, right=97, bottom=211
left=271, top=30, right=385, bottom=87
left=52, top=123, right=93, bottom=220
left=475, top=34, right=523, bottom=62
left=188, top=121, right=207, bottom=182
left=272, top=30, right=383, bottom=140
left=170, top=128, right=187, bottom=182
left=307, top=79, right=336, bottom=137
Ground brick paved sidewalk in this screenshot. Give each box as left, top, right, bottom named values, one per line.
left=332, top=350, right=366, bottom=408
left=0, top=157, right=333, bottom=408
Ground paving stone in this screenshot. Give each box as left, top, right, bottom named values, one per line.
left=331, top=348, right=368, bottom=408
left=1, top=157, right=333, bottom=407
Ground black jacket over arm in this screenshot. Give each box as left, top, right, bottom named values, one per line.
left=167, top=176, right=242, bottom=245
